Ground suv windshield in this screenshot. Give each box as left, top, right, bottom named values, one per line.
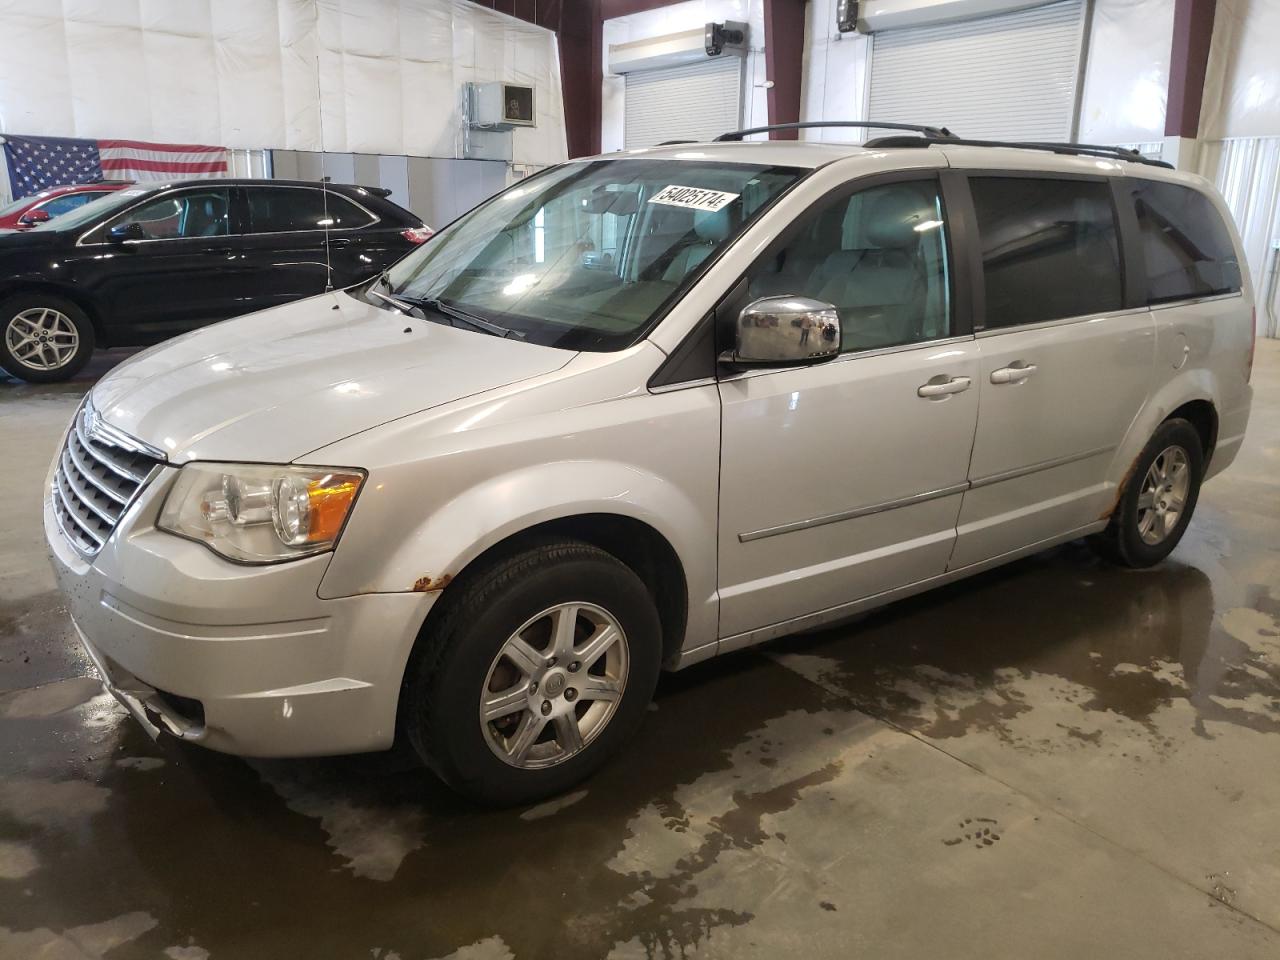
left=32, top=187, right=150, bottom=232
left=383, top=158, right=804, bottom=350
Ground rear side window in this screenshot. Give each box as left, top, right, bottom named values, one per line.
left=1131, top=181, right=1241, bottom=304
left=970, top=177, right=1123, bottom=328
left=246, top=187, right=375, bottom=234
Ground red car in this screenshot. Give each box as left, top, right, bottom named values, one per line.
left=0, top=180, right=134, bottom=230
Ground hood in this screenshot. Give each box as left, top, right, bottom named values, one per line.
left=91, top=291, right=574, bottom=463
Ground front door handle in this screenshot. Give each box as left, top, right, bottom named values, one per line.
left=990, top=363, right=1038, bottom=384
left=203, top=247, right=235, bottom=257
left=917, top=375, right=972, bottom=399
left=327, top=237, right=351, bottom=248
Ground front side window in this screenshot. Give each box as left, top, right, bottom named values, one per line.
left=1131, top=181, right=1241, bottom=304
left=246, top=187, right=374, bottom=233
left=745, top=179, right=952, bottom=353
left=971, top=177, right=1122, bottom=328
left=384, top=159, right=804, bottom=351
left=109, top=189, right=233, bottom=239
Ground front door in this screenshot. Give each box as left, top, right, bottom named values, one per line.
left=89, top=185, right=247, bottom=343
left=950, top=174, right=1156, bottom=569
left=717, top=175, right=980, bottom=641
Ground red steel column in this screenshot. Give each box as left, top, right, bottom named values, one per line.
left=1165, top=0, right=1218, bottom=138
left=762, top=0, right=806, bottom=139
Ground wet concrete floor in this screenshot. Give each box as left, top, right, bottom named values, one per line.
left=0, top=344, right=1278, bottom=959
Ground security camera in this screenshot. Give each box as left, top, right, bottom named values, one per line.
left=836, top=0, right=858, bottom=33
left=705, top=21, right=745, bottom=56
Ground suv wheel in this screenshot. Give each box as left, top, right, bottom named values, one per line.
left=1092, top=418, right=1204, bottom=567
left=0, top=294, right=95, bottom=383
left=403, top=539, right=662, bottom=806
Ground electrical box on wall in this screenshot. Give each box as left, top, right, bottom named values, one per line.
left=467, top=82, right=536, bottom=130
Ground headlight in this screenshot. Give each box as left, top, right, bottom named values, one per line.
left=158, top=463, right=365, bottom=563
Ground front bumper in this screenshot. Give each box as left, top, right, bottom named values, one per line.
left=44, top=464, right=436, bottom=758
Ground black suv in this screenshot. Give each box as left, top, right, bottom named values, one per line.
left=0, top=178, right=431, bottom=382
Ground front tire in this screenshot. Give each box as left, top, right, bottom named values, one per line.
left=1092, top=418, right=1203, bottom=568
left=0, top=294, right=95, bottom=383
left=403, top=540, right=662, bottom=806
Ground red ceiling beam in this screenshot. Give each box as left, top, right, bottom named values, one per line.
left=1165, top=0, right=1217, bottom=138
left=558, top=0, right=604, bottom=157
left=763, top=0, right=806, bottom=139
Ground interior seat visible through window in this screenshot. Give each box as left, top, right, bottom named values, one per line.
left=745, top=178, right=951, bottom=353
left=662, top=211, right=731, bottom=281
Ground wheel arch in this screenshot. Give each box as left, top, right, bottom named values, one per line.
left=1105, top=373, right=1221, bottom=521
left=410, top=512, right=689, bottom=671
left=0, top=281, right=107, bottom=344
left=1167, top=398, right=1218, bottom=470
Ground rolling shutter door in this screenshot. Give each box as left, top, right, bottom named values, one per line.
left=868, top=0, right=1085, bottom=142
left=624, top=56, right=743, bottom=149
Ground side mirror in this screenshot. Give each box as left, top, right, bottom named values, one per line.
left=18, top=209, right=51, bottom=226
left=108, top=222, right=145, bottom=243
left=725, top=295, right=841, bottom=367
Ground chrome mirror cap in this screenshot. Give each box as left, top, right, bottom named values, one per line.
left=727, top=295, right=841, bottom=367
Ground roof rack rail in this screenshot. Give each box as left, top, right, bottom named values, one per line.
left=863, top=134, right=1174, bottom=169
left=715, top=121, right=955, bottom=142
left=656, top=139, right=699, bottom=146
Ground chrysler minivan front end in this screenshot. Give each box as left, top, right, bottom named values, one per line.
left=41, top=151, right=812, bottom=797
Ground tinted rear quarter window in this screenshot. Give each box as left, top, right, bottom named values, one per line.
left=246, top=187, right=375, bottom=233
left=970, top=177, right=1123, bottom=328
left=1131, top=180, right=1241, bottom=304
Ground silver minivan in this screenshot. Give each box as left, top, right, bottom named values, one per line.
left=44, top=127, right=1256, bottom=804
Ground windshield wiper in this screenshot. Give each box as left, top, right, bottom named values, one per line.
left=411, top=296, right=525, bottom=340
left=367, top=273, right=523, bottom=340
left=367, top=288, right=418, bottom=315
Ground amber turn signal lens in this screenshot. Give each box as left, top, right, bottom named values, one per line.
left=305, top=475, right=362, bottom=543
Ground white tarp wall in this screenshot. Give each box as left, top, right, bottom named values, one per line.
left=1197, top=0, right=1280, bottom=335
left=1077, top=0, right=1173, bottom=145
left=0, top=0, right=566, bottom=167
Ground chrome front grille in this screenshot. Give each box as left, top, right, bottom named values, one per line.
left=51, top=403, right=162, bottom=556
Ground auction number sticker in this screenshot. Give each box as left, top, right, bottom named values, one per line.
left=648, top=185, right=740, bottom=213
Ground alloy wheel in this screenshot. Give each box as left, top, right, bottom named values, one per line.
left=480, top=602, right=629, bottom=770
left=5, top=308, right=80, bottom=372
left=1137, top=445, right=1191, bottom=546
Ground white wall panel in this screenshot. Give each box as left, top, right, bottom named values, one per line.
left=801, top=0, right=872, bottom=141
left=1200, top=136, right=1280, bottom=336
left=1077, top=0, right=1173, bottom=145
left=867, top=0, right=1085, bottom=141
left=0, top=0, right=566, bottom=167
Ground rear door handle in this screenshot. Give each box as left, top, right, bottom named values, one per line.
left=917, top=375, right=972, bottom=399
left=990, top=363, right=1038, bottom=384
left=327, top=237, right=351, bottom=248
left=204, top=247, right=235, bottom=257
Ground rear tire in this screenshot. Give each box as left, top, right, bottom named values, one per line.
left=0, top=294, right=95, bottom=383
left=1091, top=418, right=1203, bottom=568
left=402, top=539, right=662, bottom=806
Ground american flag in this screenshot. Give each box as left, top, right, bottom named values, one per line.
left=2, top=135, right=228, bottom=199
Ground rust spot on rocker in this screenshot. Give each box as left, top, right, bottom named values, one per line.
left=1100, top=452, right=1143, bottom=522
left=412, top=573, right=453, bottom=592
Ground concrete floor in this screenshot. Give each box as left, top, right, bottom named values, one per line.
left=1, top=343, right=1278, bottom=960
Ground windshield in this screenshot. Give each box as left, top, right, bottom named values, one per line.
left=32, top=187, right=150, bottom=232
left=383, top=158, right=804, bottom=350
left=0, top=195, right=38, bottom=217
